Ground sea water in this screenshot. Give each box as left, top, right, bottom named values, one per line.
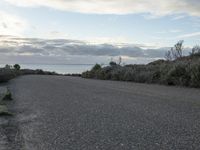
left=0, top=64, right=94, bottom=74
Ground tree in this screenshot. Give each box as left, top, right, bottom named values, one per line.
left=165, top=41, right=184, bottom=61
left=4, top=64, right=12, bottom=69
left=91, top=64, right=101, bottom=71
left=118, top=56, right=122, bottom=65
left=165, top=50, right=172, bottom=61
left=109, top=61, right=117, bottom=67
left=172, top=40, right=184, bottom=59
left=14, top=64, right=21, bottom=71
left=191, top=45, right=200, bottom=55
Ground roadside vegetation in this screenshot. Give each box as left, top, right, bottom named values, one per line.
left=0, top=105, right=12, bottom=116
left=0, top=88, right=13, bottom=116
left=82, top=41, right=200, bottom=88
left=0, top=64, right=60, bottom=83
left=64, top=73, right=81, bottom=77
left=0, top=64, right=60, bottom=116
left=2, top=88, right=12, bottom=101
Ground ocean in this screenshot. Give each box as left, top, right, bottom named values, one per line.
left=0, top=64, right=94, bottom=74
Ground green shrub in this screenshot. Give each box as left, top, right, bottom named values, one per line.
left=123, top=68, right=136, bottom=81
left=91, top=64, right=101, bottom=71
left=109, top=61, right=117, bottom=67
left=148, top=59, right=165, bottom=66
left=165, top=63, right=190, bottom=86
left=14, top=64, right=21, bottom=71
left=110, top=66, right=124, bottom=80
left=190, top=62, right=200, bottom=87
left=36, top=69, right=45, bottom=75
left=4, top=64, right=12, bottom=69
left=81, top=43, right=200, bottom=88
left=83, top=64, right=102, bottom=79
left=2, top=89, right=12, bottom=101
left=0, top=105, right=13, bottom=116
left=96, top=70, right=104, bottom=79
left=0, top=69, right=18, bottom=83
left=82, top=71, right=90, bottom=78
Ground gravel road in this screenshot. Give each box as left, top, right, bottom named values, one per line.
left=2, top=75, right=200, bottom=150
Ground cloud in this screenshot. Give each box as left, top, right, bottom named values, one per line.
left=0, top=11, right=28, bottom=36
left=172, top=15, right=186, bottom=20
left=0, top=35, right=170, bottom=59
left=0, top=35, right=193, bottom=65
left=177, top=32, right=200, bottom=38
left=4, top=0, right=200, bottom=17
left=156, top=29, right=182, bottom=34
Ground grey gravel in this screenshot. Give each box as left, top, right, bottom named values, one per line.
left=3, top=75, right=200, bottom=150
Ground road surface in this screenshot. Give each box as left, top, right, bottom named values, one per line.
left=1, top=75, right=200, bottom=150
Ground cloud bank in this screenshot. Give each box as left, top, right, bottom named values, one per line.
left=0, top=35, right=168, bottom=58
left=0, top=35, right=192, bottom=65
left=4, top=0, right=200, bottom=16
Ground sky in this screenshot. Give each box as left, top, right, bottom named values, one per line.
left=0, top=0, right=200, bottom=65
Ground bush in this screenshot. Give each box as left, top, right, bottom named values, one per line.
left=148, top=59, right=166, bottom=66
left=123, top=67, right=136, bottom=81
left=0, top=69, right=18, bottom=83
left=91, top=64, right=101, bottom=71
left=82, top=71, right=91, bottom=78
left=36, top=69, right=45, bottom=75
left=81, top=41, right=200, bottom=88
left=165, top=63, right=190, bottom=86
left=4, top=64, right=12, bottom=70
left=82, top=55, right=200, bottom=88
left=0, top=105, right=13, bottom=116
left=82, top=64, right=102, bottom=79
left=109, top=61, right=117, bottom=67
left=14, top=64, right=21, bottom=71
left=190, top=61, right=200, bottom=87
left=2, top=88, right=12, bottom=101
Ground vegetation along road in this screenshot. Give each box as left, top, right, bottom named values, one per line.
left=2, top=75, right=200, bottom=150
